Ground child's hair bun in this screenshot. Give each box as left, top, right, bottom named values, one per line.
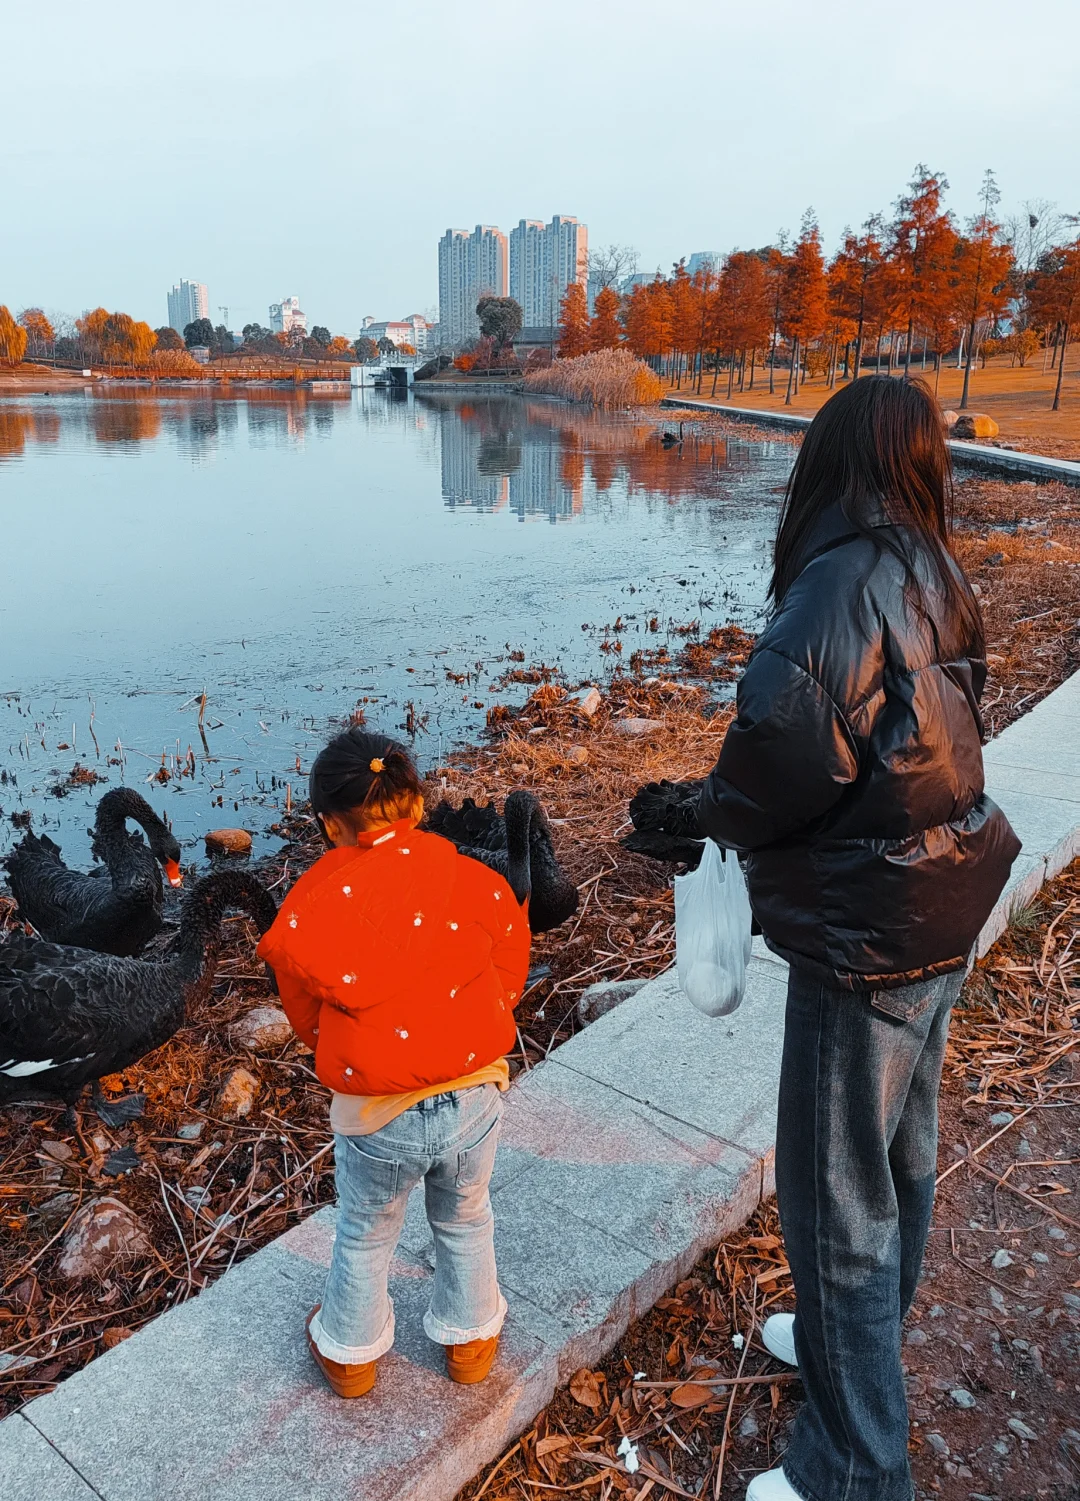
left=369, top=758, right=385, bottom=773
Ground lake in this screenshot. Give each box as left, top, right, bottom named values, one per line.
left=0, top=388, right=792, bottom=865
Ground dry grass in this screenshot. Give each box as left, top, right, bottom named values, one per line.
left=524, top=350, right=664, bottom=410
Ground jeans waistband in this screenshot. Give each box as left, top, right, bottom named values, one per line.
left=411, top=1085, right=485, bottom=1113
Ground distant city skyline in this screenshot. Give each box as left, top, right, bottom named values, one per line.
left=7, top=2, right=1078, bottom=331
left=509, top=216, right=588, bottom=328
left=438, top=227, right=508, bottom=345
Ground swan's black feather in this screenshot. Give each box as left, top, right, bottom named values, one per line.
left=621, top=829, right=706, bottom=867
left=4, top=788, right=182, bottom=956
left=426, top=791, right=578, bottom=932
left=628, top=778, right=705, bottom=839
left=0, top=870, right=276, bottom=1112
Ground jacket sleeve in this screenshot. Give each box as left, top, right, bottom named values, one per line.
left=699, top=647, right=859, bottom=851
left=461, top=860, right=531, bottom=1010
left=256, top=928, right=322, bottom=1051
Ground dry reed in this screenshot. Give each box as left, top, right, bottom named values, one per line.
left=524, top=349, right=664, bottom=409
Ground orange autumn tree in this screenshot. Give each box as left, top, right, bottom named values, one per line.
left=667, top=260, right=699, bottom=388
left=18, top=307, right=54, bottom=359
left=0, top=306, right=28, bottom=364
left=782, top=212, right=828, bottom=402
left=890, top=165, right=957, bottom=377
left=589, top=286, right=622, bottom=351
left=76, top=307, right=110, bottom=363
left=1030, top=237, right=1080, bottom=411
left=623, top=276, right=673, bottom=369
left=763, top=238, right=791, bottom=394
left=953, top=170, right=1014, bottom=408
left=557, top=282, right=590, bottom=358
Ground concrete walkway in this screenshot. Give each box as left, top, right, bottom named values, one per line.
left=5, top=670, right=1080, bottom=1501
left=661, top=397, right=1080, bottom=488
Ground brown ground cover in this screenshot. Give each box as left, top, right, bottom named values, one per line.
left=661, top=358, right=1080, bottom=463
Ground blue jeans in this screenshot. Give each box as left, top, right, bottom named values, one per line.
left=775, top=966, right=965, bottom=1501
left=308, top=1084, right=506, bottom=1363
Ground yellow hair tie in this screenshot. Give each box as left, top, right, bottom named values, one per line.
left=369, top=758, right=385, bottom=773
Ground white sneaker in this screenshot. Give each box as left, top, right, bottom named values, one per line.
left=762, top=1312, right=797, bottom=1367
left=746, top=1466, right=800, bottom=1500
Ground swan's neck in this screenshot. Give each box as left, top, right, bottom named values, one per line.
left=502, top=797, right=533, bottom=905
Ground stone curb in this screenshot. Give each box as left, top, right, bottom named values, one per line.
left=4, top=670, right=1080, bottom=1500
left=661, top=397, right=1080, bottom=488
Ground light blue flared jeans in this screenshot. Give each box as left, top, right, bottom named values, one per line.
left=308, top=1083, right=506, bottom=1363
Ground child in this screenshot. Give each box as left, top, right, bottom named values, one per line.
left=257, top=728, right=529, bottom=1396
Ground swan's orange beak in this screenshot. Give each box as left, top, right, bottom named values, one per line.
left=164, top=859, right=184, bottom=888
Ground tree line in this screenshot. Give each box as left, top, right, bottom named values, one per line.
left=558, top=169, right=1080, bottom=412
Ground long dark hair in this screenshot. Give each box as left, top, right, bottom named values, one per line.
left=769, top=377, right=982, bottom=651
left=309, top=728, right=423, bottom=830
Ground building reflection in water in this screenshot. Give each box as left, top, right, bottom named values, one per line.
left=426, top=394, right=748, bottom=523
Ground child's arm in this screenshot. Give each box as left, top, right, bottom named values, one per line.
left=256, top=930, right=322, bottom=1050
left=489, top=887, right=532, bottom=1009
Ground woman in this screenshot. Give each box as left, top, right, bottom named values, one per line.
left=698, top=378, right=1019, bottom=1500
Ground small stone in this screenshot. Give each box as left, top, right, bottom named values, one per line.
left=990, top=1111, right=1015, bottom=1127
left=39, top=1140, right=74, bottom=1162
left=991, top=1249, right=1014, bottom=1270
left=57, top=1197, right=151, bottom=1280
left=928, top=1304, right=946, bottom=1319
left=1007, top=1417, right=1038, bottom=1442
left=613, top=717, right=664, bottom=737
left=1030, top=1250, right=1048, bottom=1264
left=176, top=1120, right=204, bottom=1140
left=576, top=687, right=602, bottom=718
left=1062, top=1293, right=1080, bottom=1311
left=955, top=1466, right=973, bottom=1479
left=230, top=1006, right=293, bottom=1052
left=950, top=1388, right=977, bottom=1409
left=942, top=409, right=959, bottom=428
left=36, top=1191, right=77, bottom=1221
left=214, top=1066, right=259, bottom=1121
left=567, top=745, right=589, bottom=766
left=925, top=1432, right=949, bottom=1456
left=576, top=977, right=649, bottom=1025
left=1017, top=1138, right=1033, bottom=1159
left=1011, top=1338, right=1030, bottom=1352
left=989, top=1287, right=1007, bottom=1313
left=205, top=827, right=252, bottom=856
left=992, top=1439, right=1010, bottom=1456
left=906, top=1328, right=929, bottom=1346
left=738, top=1412, right=760, bottom=1438
left=1048, top=1226, right=1066, bottom=1240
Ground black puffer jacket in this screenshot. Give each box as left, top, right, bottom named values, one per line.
left=699, top=502, right=1020, bottom=990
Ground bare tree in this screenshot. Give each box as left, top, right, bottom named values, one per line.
left=587, top=244, right=640, bottom=292
left=1003, top=199, right=1068, bottom=274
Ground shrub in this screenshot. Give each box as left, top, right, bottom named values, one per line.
left=148, top=348, right=204, bottom=374
left=522, top=348, right=663, bottom=409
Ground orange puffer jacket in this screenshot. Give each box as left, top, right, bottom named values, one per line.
left=257, top=820, right=530, bottom=1096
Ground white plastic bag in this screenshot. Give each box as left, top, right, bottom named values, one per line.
left=675, top=839, right=752, bottom=1017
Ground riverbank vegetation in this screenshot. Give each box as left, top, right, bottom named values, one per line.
left=523, top=348, right=663, bottom=408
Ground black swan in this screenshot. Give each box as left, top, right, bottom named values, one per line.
left=426, top=790, right=579, bottom=932
left=660, top=423, right=684, bottom=448
left=0, top=869, right=277, bottom=1125
left=622, top=777, right=706, bottom=866
left=4, top=787, right=184, bottom=956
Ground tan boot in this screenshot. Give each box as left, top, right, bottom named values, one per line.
left=446, top=1334, right=499, bottom=1385
left=305, top=1306, right=377, bottom=1398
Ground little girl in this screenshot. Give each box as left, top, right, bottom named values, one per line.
left=258, top=728, right=529, bottom=1396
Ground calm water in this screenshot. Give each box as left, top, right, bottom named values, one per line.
left=0, top=389, right=792, bottom=865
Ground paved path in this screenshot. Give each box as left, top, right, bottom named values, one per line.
left=4, top=670, right=1080, bottom=1501
left=661, top=397, right=1080, bottom=488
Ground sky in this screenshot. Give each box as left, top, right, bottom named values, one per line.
left=5, top=0, right=1078, bottom=337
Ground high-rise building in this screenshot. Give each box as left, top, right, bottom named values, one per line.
left=437, top=226, right=509, bottom=345
left=509, top=216, right=589, bottom=329
left=687, top=251, right=723, bottom=278
left=167, top=279, right=209, bottom=334
left=269, top=297, right=306, bottom=336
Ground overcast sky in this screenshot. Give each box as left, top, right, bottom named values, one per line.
left=6, top=0, right=1077, bottom=335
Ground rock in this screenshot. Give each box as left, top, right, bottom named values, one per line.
left=1030, top=1250, right=1048, bottom=1264
left=567, top=745, right=589, bottom=766
left=39, top=1140, right=73, bottom=1162
left=989, top=1111, right=1014, bottom=1126
left=576, top=687, right=602, bottom=718
left=576, top=978, right=650, bottom=1026
left=176, top=1120, right=204, bottom=1140
left=738, top=1412, right=760, bottom=1438
left=949, top=1388, right=977, bottom=1409
left=1062, top=1292, right=1080, bottom=1311
left=942, top=410, right=959, bottom=428
left=928, top=1304, right=945, bottom=1318
left=57, top=1197, right=152, bottom=1280
left=953, top=412, right=1000, bottom=439
left=214, top=1066, right=259, bottom=1120
left=1007, top=1417, right=1038, bottom=1442
left=925, top=1432, right=949, bottom=1457
left=205, top=827, right=252, bottom=856
left=906, top=1327, right=928, bottom=1346
left=613, top=718, right=664, bottom=738
left=230, top=1006, right=293, bottom=1052
left=1048, top=1226, right=1066, bottom=1240
left=991, top=1248, right=1014, bottom=1270
left=1017, top=1138, right=1033, bottom=1158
